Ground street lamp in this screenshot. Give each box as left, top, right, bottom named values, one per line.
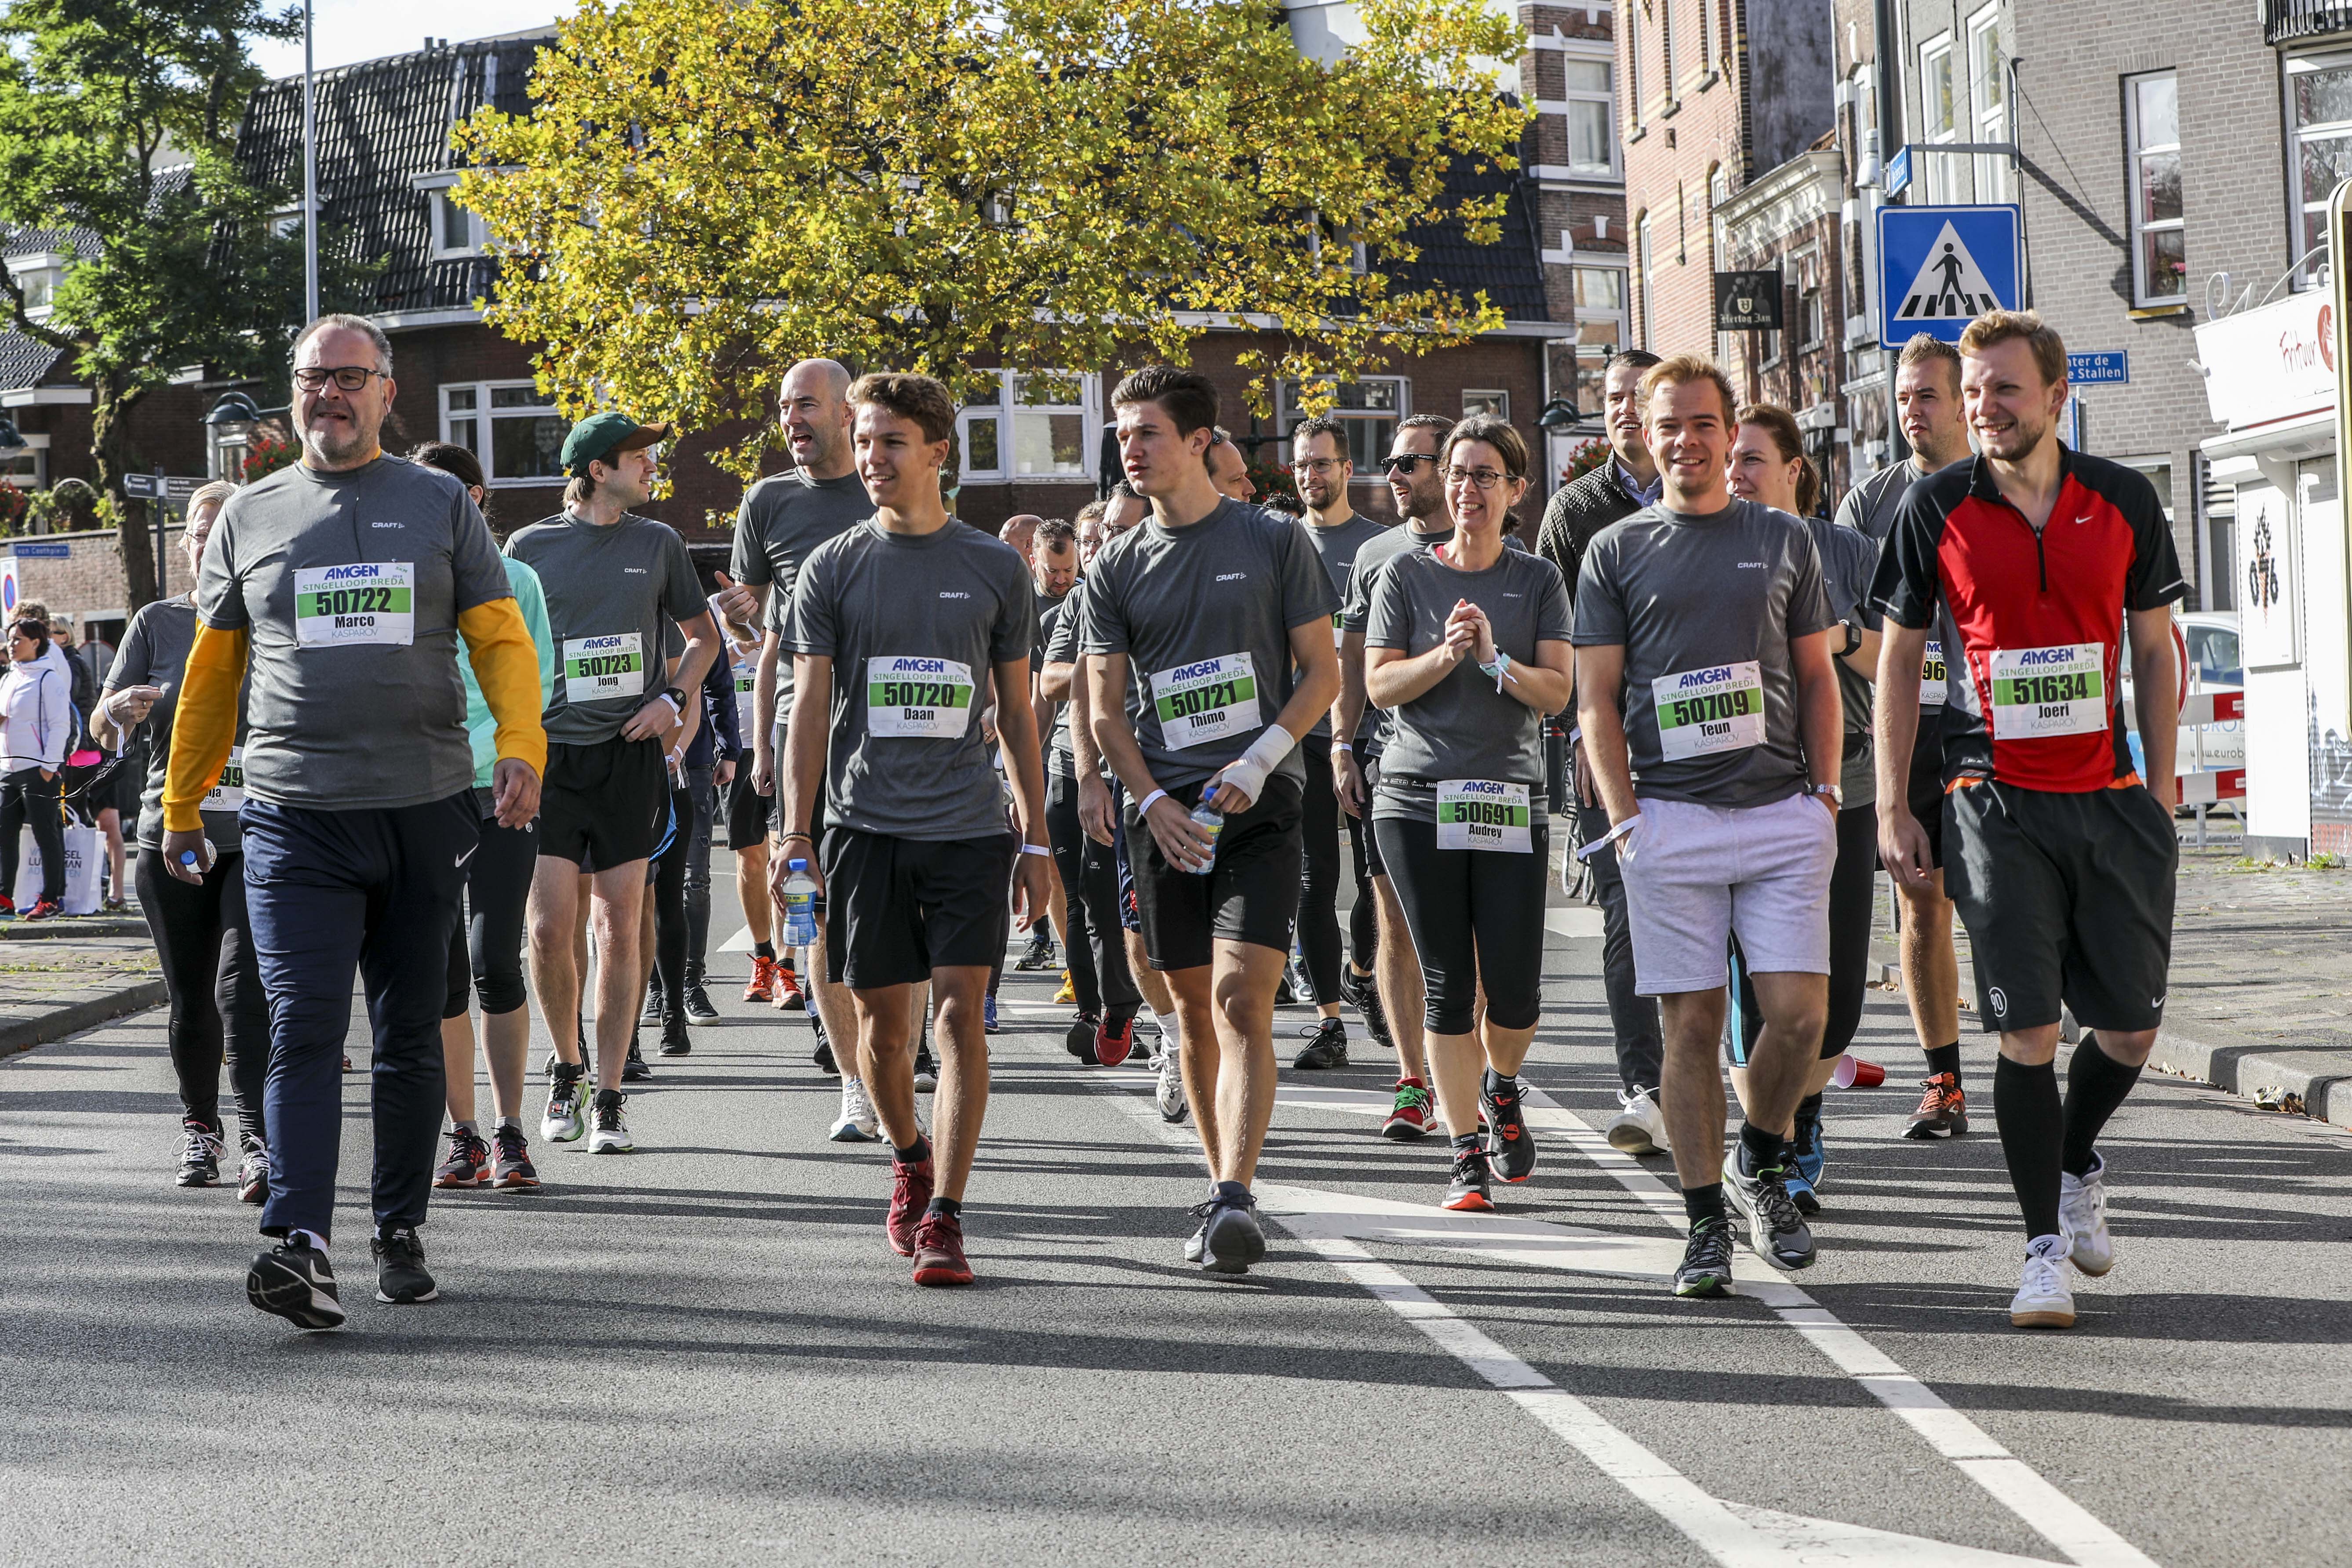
left=0, top=415, right=25, bottom=455
left=203, top=392, right=262, bottom=438
left=1537, top=397, right=1585, bottom=429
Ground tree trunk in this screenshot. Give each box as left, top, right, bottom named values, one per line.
left=90, top=382, right=159, bottom=611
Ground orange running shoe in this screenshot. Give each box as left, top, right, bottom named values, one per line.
left=775, top=962, right=807, bottom=1011
left=742, top=953, right=779, bottom=1003
left=1904, top=1072, right=1970, bottom=1139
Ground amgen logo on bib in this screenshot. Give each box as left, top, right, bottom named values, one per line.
left=1673, top=666, right=1735, bottom=691
left=1457, top=779, right=1508, bottom=796
left=1170, top=657, right=1226, bottom=682
left=2016, top=648, right=2077, bottom=667
left=579, top=634, right=626, bottom=652
left=885, top=657, right=948, bottom=674
left=321, top=564, right=388, bottom=582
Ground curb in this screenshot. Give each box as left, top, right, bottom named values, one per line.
left=0, top=917, right=147, bottom=942
left=0, top=979, right=168, bottom=1062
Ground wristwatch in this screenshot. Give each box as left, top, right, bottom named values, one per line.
left=662, top=686, right=688, bottom=712
left=1840, top=622, right=1862, bottom=658
left=1811, top=782, right=1844, bottom=807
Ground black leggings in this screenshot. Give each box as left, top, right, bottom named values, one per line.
left=443, top=814, right=540, bottom=1019
left=650, top=782, right=693, bottom=1011
left=135, top=846, right=267, bottom=1135
left=681, top=766, right=716, bottom=985
left=0, top=766, right=65, bottom=903
left=1047, top=767, right=1140, bottom=1018
left=1373, top=808, right=1551, bottom=1035
left=1730, top=801, right=1878, bottom=1063
left=1295, top=735, right=1363, bottom=1004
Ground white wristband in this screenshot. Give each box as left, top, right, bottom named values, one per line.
left=1334, top=741, right=1352, bottom=753
left=1137, top=788, right=1169, bottom=816
left=1020, top=843, right=1052, bottom=857
left=1574, top=812, right=1641, bottom=862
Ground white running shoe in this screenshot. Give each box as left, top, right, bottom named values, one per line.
left=2059, top=1152, right=2115, bottom=1277
left=830, top=1077, right=879, bottom=1143
left=2009, top=1234, right=2076, bottom=1328
left=588, top=1090, right=634, bottom=1154
left=1155, top=1043, right=1188, bottom=1123
left=1606, top=1087, right=1669, bottom=1155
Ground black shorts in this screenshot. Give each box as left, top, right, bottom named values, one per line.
left=725, top=771, right=775, bottom=852
left=820, top=828, right=1016, bottom=989
left=1944, top=780, right=2176, bottom=1035
left=539, top=735, right=668, bottom=869
left=1127, top=774, right=1303, bottom=971
left=1906, top=723, right=1946, bottom=870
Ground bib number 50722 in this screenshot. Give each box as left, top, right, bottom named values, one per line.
left=295, top=562, right=414, bottom=647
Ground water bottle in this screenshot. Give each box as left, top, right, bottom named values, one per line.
left=781, top=859, right=819, bottom=946
left=1185, top=787, right=1223, bottom=876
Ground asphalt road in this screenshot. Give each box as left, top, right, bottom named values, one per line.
left=2, top=864, right=2348, bottom=1568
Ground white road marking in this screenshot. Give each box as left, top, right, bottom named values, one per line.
left=1544, top=906, right=1605, bottom=940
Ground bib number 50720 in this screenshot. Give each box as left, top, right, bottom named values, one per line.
left=867, top=655, right=975, bottom=739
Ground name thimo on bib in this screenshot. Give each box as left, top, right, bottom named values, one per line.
left=1151, top=652, right=1260, bottom=750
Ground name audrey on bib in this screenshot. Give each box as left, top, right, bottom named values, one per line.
left=1437, top=778, right=1531, bottom=851
left=295, top=562, right=414, bottom=647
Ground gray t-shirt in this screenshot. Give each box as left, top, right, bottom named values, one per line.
left=1079, top=499, right=1340, bottom=792
left=1300, top=513, right=1391, bottom=740
left=1342, top=520, right=1527, bottom=757
left=505, top=512, right=704, bottom=746
left=788, top=519, right=1036, bottom=841
left=1803, top=513, right=1882, bottom=808
left=1573, top=498, right=1835, bottom=808
left=105, top=597, right=248, bottom=851
left=1365, top=543, right=1571, bottom=821
left=731, top=469, right=873, bottom=728
left=196, top=455, right=512, bottom=811
left=1042, top=585, right=1082, bottom=779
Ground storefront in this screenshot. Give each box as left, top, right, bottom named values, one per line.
left=2193, top=290, right=2352, bottom=859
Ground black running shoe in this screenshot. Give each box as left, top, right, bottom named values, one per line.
left=176, top=1118, right=225, bottom=1187
left=1673, top=1217, right=1737, bottom=1298
left=1482, top=1073, right=1536, bottom=1184
left=1198, top=1190, right=1266, bottom=1275
left=248, top=1237, right=345, bottom=1331
left=1341, top=966, right=1394, bottom=1051
left=812, top=1025, right=837, bottom=1076
left=1015, top=931, right=1059, bottom=971
left=658, top=1008, right=691, bottom=1058
left=371, top=1225, right=439, bottom=1304
left=914, top=1040, right=939, bottom=1092
left=623, top=1038, right=653, bottom=1083
left=1065, top=1011, right=1103, bottom=1062
left=682, top=983, right=720, bottom=1024
left=1729, top=1162, right=1816, bottom=1269
left=1291, top=1017, right=1349, bottom=1070
left=639, top=988, right=662, bottom=1026
left=1442, top=1142, right=1493, bottom=1211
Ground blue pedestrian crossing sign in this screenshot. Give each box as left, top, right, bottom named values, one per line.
left=1878, top=204, right=2022, bottom=345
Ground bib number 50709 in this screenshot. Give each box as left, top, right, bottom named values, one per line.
left=1151, top=652, right=1260, bottom=751
left=1651, top=661, right=1764, bottom=761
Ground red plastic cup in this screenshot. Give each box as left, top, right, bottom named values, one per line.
left=1831, top=1055, right=1886, bottom=1089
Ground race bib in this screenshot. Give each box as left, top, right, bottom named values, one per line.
left=867, top=655, right=975, bottom=739
left=294, top=562, right=413, bottom=647
left=1151, top=652, right=1261, bottom=751
left=1332, top=613, right=1346, bottom=649
left=733, top=655, right=757, bottom=697
left=203, top=746, right=245, bottom=814
left=563, top=633, right=646, bottom=702
left=1920, top=638, right=1948, bottom=707
left=1437, top=779, right=1531, bottom=852
left=1988, top=644, right=2106, bottom=738
left=1652, top=662, right=1766, bottom=761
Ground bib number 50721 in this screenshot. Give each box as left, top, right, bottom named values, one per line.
left=1151, top=652, right=1260, bottom=750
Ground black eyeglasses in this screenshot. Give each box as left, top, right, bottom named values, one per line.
left=293, top=365, right=389, bottom=393
left=1381, top=453, right=1436, bottom=474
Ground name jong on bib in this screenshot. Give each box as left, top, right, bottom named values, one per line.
left=563, top=632, right=646, bottom=701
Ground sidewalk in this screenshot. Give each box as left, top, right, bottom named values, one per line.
left=1871, top=838, right=2352, bottom=1133
left=0, top=915, right=164, bottom=1059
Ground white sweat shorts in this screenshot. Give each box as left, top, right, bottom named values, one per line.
left=1617, top=791, right=1836, bottom=996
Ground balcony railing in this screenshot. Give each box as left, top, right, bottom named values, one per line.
left=2267, top=0, right=2352, bottom=44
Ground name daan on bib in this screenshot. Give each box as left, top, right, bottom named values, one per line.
left=295, top=562, right=414, bottom=647
left=868, top=655, right=975, bottom=738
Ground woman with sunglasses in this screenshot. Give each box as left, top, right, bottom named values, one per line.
left=1720, top=403, right=1880, bottom=1216
left=93, top=482, right=269, bottom=1191
left=1364, top=416, right=1575, bottom=1212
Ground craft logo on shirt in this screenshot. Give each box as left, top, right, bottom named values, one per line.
left=1215, top=572, right=1247, bottom=582
left=370, top=521, right=402, bottom=529
left=624, top=567, right=647, bottom=574
left=1738, top=560, right=1767, bottom=569
left=939, top=591, right=971, bottom=600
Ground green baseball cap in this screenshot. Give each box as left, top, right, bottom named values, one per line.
left=561, top=411, right=674, bottom=477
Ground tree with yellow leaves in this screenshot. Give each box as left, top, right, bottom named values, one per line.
left=455, top=0, right=1530, bottom=490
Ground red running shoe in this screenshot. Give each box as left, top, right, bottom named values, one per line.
left=887, top=1156, right=934, bottom=1257
left=1094, top=1013, right=1135, bottom=1068
left=775, top=963, right=806, bottom=1012
left=911, top=1211, right=974, bottom=1287
left=1382, top=1078, right=1435, bottom=1140
left=742, top=954, right=778, bottom=1003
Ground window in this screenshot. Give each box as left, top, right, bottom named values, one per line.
left=1278, top=378, right=1405, bottom=473
left=1624, top=0, right=1642, bottom=127
left=1795, top=247, right=1824, bottom=349
left=1659, top=0, right=1675, bottom=102
left=2288, top=53, right=2352, bottom=275
left=1564, top=56, right=1616, bottom=175
left=441, top=382, right=565, bottom=486
left=2126, top=72, right=2185, bottom=305
left=269, top=207, right=303, bottom=240
left=431, top=190, right=490, bottom=259
left=8, top=259, right=65, bottom=321
left=958, top=371, right=1097, bottom=483
left=1920, top=36, right=1958, bottom=204
left=1462, top=390, right=1509, bottom=420
left=1, top=435, right=47, bottom=490
left=1635, top=211, right=1655, bottom=348
left=1709, top=166, right=1732, bottom=364
left=1969, top=9, right=2008, bottom=203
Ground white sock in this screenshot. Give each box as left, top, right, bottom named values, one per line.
left=288, top=1228, right=328, bottom=1255
left=1153, top=1010, right=1180, bottom=1046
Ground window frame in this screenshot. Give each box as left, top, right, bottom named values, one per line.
left=1277, top=376, right=1410, bottom=478
left=2125, top=69, right=2186, bottom=307
left=1968, top=7, right=2008, bottom=203
left=429, top=189, right=491, bottom=261
left=439, top=379, right=568, bottom=489
left=1461, top=389, right=1510, bottom=421
left=1635, top=211, right=1656, bottom=349
left=1560, top=45, right=1619, bottom=178
left=1659, top=0, right=1675, bottom=106
left=1, top=432, right=48, bottom=490
left=2284, top=50, right=2352, bottom=285
left=1624, top=0, right=1642, bottom=130
left=1792, top=244, right=1824, bottom=352
left=956, top=369, right=1101, bottom=485
left=1919, top=33, right=1959, bottom=204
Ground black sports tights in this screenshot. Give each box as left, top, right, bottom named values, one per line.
left=135, top=846, right=267, bottom=1136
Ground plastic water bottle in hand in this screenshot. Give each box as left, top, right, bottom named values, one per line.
left=782, top=859, right=819, bottom=946
left=1185, top=786, right=1223, bottom=876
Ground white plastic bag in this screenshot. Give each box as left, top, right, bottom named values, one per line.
left=17, top=822, right=100, bottom=914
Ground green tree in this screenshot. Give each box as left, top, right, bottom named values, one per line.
left=0, top=0, right=313, bottom=608
left=457, top=0, right=1529, bottom=499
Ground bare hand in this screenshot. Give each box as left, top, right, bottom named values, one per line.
left=1335, top=749, right=1366, bottom=819
left=753, top=746, right=776, bottom=797
left=160, top=827, right=212, bottom=886
left=1147, top=793, right=1217, bottom=872
left=770, top=835, right=823, bottom=902
left=1011, top=852, right=1055, bottom=932
left=107, top=685, right=163, bottom=726
left=1572, top=734, right=1596, bottom=808
left=491, top=757, right=541, bottom=829
left=714, top=758, right=735, bottom=789
left=621, top=693, right=684, bottom=745
left=712, top=571, right=760, bottom=628
left=1078, top=772, right=1117, bottom=846
left=1879, top=807, right=1935, bottom=887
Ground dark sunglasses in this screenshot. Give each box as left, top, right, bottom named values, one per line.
left=1380, top=453, right=1436, bottom=474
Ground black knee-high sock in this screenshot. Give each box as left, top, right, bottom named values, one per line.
left=1994, top=1055, right=2064, bottom=1239
left=2061, top=1038, right=2142, bottom=1177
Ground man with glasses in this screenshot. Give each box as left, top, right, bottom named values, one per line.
left=164, top=313, right=546, bottom=1328
left=510, top=413, right=720, bottom=1158
left=1535, top=349, right=1669, bottom=1159
left=1287, top=416, right=1385, bottom=1071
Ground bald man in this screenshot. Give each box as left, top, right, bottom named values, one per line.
left=1208, top=429, right=1256, bottom=503
left=999, top=513, right=1041, bottom=568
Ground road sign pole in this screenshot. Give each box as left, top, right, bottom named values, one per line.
left=153, top=465, right=166, bottom=600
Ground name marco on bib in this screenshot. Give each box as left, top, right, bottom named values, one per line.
left=1436, top=779, right=1531, bottom=851
left=1151, top=652, right=1260, bottom=750
left=564, top=632, right=645, bottom=700
left=1987, top=644, right=2104, bottom=738
left=867, top=655, right=975, bottom=738
left=294, top=562, right=414, bottom=647
left=1651, top=661, right=1765, bottom=760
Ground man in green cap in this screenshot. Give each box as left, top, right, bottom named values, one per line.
left=508, top=411, right=720, bottom=1156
